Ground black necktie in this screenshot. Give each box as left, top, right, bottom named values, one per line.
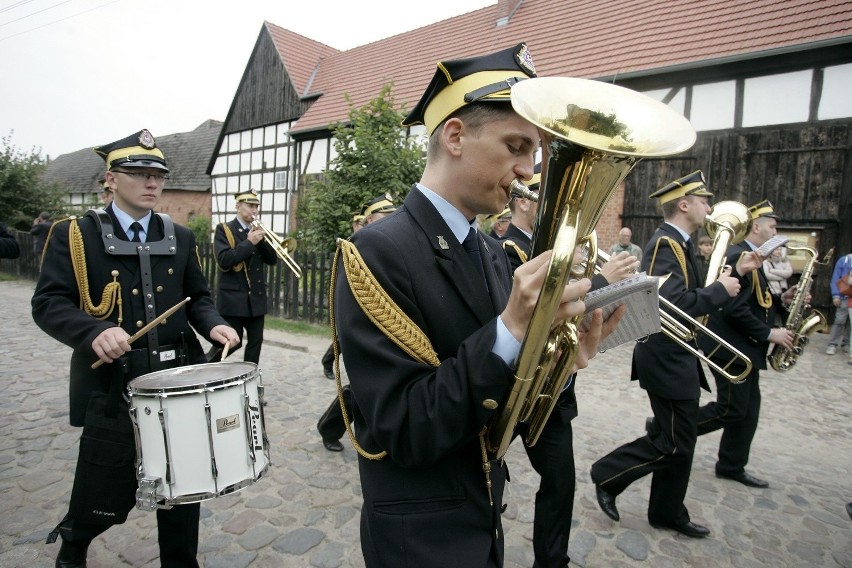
left=462, top=227, right=486, bottom=285
left=130, top=221, right=143, bottom=243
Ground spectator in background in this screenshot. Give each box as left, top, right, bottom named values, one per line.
left=99, top=176, right=114, bottom=206
left=0, top=222, right=20, bottom=259
left=30, top=212, right=51, bottom=260
left=826, top=252, right=852, bottom=356
left=764, top=246, right=793, bottom=295
left=609, top=226, right=643, bottom=264
left=696, top=235, right=713, bottom=283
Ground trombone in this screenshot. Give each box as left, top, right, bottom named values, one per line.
left=251, top=218, right=302, bottom=279
left=510, top=180, right=752, bottom=385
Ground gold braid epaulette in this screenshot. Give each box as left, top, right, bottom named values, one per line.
left=741, top=251, right=773, bottom=309
left=219, top=223, right=245, bottom=272
left=501, top=239, right=528, bottom=264
left=650, top=236, right=689, bottom=288
left=68, top=217, right=123, bottom=324
left=328, top=238, right=440, bottom=461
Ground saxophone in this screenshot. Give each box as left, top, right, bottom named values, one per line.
left=768, top=244, right=834, bottom=371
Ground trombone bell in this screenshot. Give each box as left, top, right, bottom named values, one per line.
left=251, top=220, right=303, bottom=278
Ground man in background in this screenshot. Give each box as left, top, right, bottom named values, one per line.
left=30, top=211, right=51, bottom=261
left=207, top=189, right=278, bottom=365
left=608, top=226, right=643, bottom=264
left=826, top=251, right=851, bottom=355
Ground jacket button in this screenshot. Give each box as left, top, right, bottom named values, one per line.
left=156, top=286, right=163, bottom=292
left=168, top=268, right=174, bottom=275
left=136, top=320, right=144, bottom=328
left=482, top=399, right=498, bottom=410
left=132, top=288, right=139, bottom=295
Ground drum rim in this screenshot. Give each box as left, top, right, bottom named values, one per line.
left=127, top=361, right=258, bottom=394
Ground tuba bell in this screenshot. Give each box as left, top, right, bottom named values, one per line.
left=485, top=77, right=697, bottom=460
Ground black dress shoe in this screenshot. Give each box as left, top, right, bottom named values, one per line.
left=56, top=538, right=90, bottom=567
left=323, top=439, right=344, bottom=452
left=645, top=416, right=660, bottom=437
left=595, top=485, right=620, bottom=521
left=716, top=470, right=769, bottom=488
left=323, top=368, right=335, bottom=380
left=650, top=520, right=710, bottom=538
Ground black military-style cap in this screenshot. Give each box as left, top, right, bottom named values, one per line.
left=649, top=170, right=713, bottom=204
left=235, top=189, right=260, bottom=204
left=93, top=129, right=168, bottom=172
left=748, top=199, right=778, bottom=220
left=401, top=43, right=537, bottom=136
left=362, top=193, right=397, bottom=217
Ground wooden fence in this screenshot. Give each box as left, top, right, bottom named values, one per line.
left=1, top=230, right=333, bottom=325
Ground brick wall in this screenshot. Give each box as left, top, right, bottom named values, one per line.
left=158, top=190, right=211, bottom=225
left=596, top=183, right=626, bottom=253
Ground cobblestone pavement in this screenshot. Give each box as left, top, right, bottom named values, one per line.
left=1, top=279, right=850, bottom=567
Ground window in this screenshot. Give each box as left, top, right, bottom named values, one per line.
left=743, top=70, right=811, bottom=127
left=641, top=87, right=686, bottom=115
left=819, top=63, right=852, bottom=120
left=274, top=171, right=288, bottom=189
left=691, top=81, right=735, bottom=131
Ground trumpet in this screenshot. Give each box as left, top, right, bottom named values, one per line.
left=251, top=218, right=302, bottom=278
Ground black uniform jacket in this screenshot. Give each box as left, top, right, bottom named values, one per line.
left=213, top=218, right=277, bottom=317
left=335, top=186, right=515, bottom=567
left=700, top=241, right=779, bottom=371
left=31, top=206, right=227, bottom=426
left=632, top=223, right=731, bottom=400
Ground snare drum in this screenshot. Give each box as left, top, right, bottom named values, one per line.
left=127, top=362, right=270, bottom=510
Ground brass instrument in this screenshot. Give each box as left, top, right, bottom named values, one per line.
left=485, top=77, right=697, bottom=460
left=251, top=218, right=303, bottom=278
left=701, top=201, right=752, bottom=289
left=768, top=244, right=833, bottom=371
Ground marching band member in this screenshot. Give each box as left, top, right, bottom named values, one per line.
left=207, top=189, right=278, bottom=364
left=590, top=171, right=758, bottom=538
left=32, top=130, right=238, bottom=568
left=332, top=44, right=618, bottom=567
left=696, top=201, right=796, bottom=488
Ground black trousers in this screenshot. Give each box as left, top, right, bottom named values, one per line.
left=321, top=341, right=336, bottom=372
left=518, top=401, right=575, bottom=568
left=210, top=314, right=265, bottom=364
left=317, top=384, right=352, bottom=443
left=590, top=393, right=698, bottom=526
left=57, top=502, right=200, bottom=567
left=696, top=366, right=762, bottom=476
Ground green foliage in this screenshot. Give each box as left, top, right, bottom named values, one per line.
left=186, top=214, right=213, bottom=244
left=297, top=83, right=425, bottom=251
left=0, top=133, right=66, bottom=230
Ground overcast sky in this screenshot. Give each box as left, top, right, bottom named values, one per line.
left=0, top=0, right=494, bottom=159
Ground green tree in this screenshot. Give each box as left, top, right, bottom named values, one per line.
left=297, top=83, right=425, bottom=251
left=0, top=134, right=66, bottom=229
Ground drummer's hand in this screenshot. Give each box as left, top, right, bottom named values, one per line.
left=211, top=325, right=240, bottom=347
left=92, top=326, right=132, bottom=364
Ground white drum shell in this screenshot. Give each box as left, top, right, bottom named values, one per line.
left=128, top=362, right=269, bottom=507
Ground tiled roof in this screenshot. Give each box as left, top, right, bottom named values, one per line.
left=43, top=120, right=223, bottom=195
left=264, top=21, right=339, bottom=96
left=278, top=0, right=852, bottom=134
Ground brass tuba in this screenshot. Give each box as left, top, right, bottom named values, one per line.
left=768, top=244, right=833, bottom=371
left=250, top=218, right=303, bottom=278
left=485, top=77, right=697, bottom=460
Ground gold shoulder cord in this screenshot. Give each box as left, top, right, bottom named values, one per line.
left=751, top=261, right=773, bottom=309
left=650, top=236, right=689, bottom=288
left=330, top=239, right=441, bottom=460
left=68, top=218, right=123, bottom=324
left=501, top=239, right=528, bottom=264
left=219, top=223, right=245, bottom=272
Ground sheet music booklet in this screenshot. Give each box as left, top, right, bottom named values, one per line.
left=580, top=272, right=661, bottom=350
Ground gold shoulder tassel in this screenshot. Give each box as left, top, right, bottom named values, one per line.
left=69, top=218, right=122, bottom=324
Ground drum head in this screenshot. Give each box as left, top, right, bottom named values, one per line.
left=128, top=361, right=257, bottom=394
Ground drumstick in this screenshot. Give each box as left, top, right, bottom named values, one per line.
left=91, top=296, right=191, bottom=369
left=221, top=339, right=231, bottom=360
